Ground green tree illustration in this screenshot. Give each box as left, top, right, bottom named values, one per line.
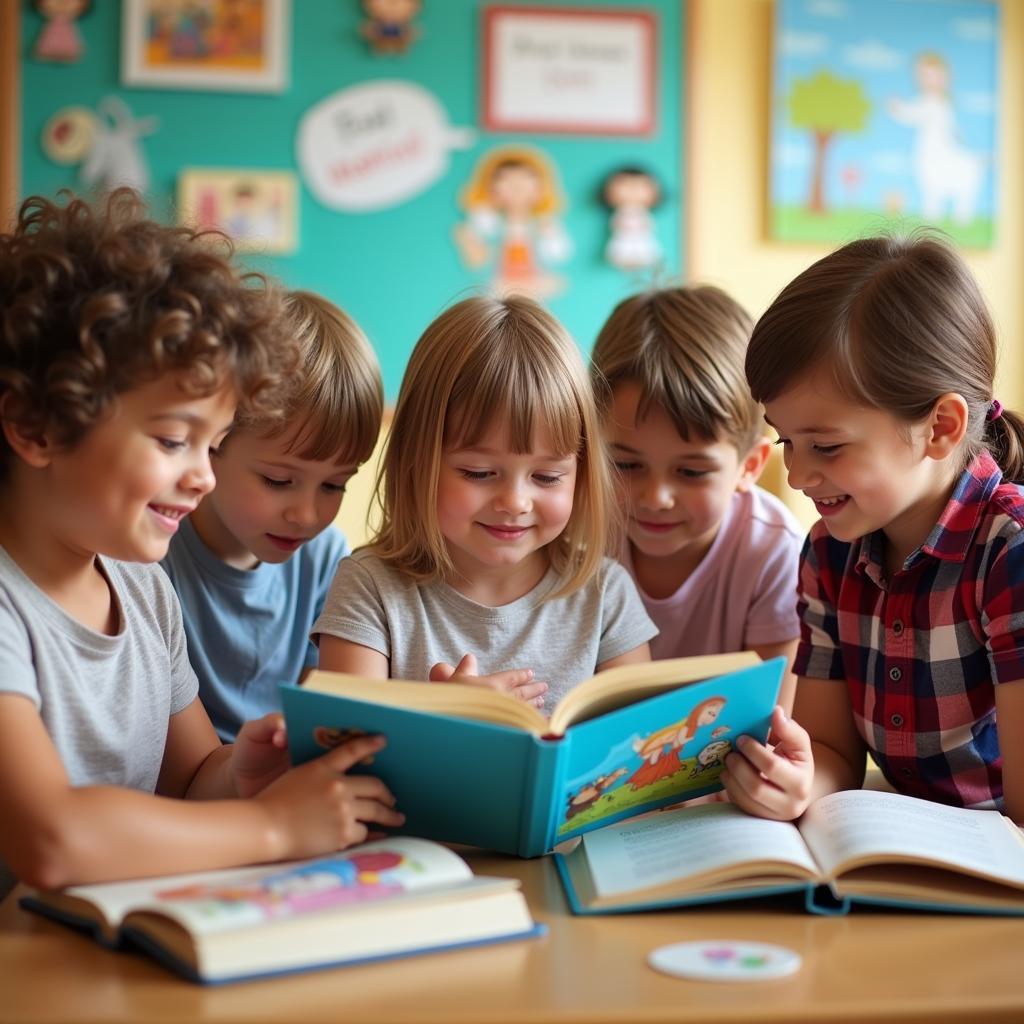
left=787, top=71, right=871, bottom=213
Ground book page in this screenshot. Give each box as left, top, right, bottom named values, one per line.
left=55, top=838, right=472, bottom=934
left=799, top=790, right=1024, bottom=885
left=580, top=803, right=820, bottom=898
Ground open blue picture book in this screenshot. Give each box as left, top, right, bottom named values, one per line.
left=555, top=788, right=1024, bottom=916
left=282, top=652, right=785, bottom=857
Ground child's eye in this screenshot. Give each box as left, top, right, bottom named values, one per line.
left=534, top=473, right=563, bottom=486
left=772, top=437, right=791, bottom=448
left=678, top=468, right=711, bottom=479
left=813, top=444, right=843, bottom=456
left=459, top=469, right=492, bottom=481
left=157, top=438, right=186, bottom=451
left=613, top=460, right=641, bottom=472
left=322, top=482, right=348, bottom=495
left=261, top=476, right=290, bottom=489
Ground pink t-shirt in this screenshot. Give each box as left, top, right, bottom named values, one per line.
left=622, top=486, right=804, bottom=660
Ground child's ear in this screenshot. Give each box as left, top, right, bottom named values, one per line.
left=0, top=400, right=55, bottom=469
left=924, top=393, right=968, bottom=461
left=736, top=436, right=772, bottom=491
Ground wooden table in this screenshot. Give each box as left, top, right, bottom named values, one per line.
left=3, top=847, right=1023, bottom=1024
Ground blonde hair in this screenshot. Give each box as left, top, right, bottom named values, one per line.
left=371, top=294, right=612, bottom=597
left=238, top=290, right=383, bottom=467
left=460, top=146, right=563, bottom=217
left=591, top=285, right=761, bottom=454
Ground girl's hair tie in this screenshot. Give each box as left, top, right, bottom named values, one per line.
left=987, top=399, right=1003, bottom=422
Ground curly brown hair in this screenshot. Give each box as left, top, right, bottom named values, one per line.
left=0, top=189, right=296, bottom=478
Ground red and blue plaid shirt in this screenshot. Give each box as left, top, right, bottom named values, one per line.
left=794, top=452, right=1024, bottom=810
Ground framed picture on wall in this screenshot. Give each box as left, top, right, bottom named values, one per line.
left=177, top=168, right=298, bottom=253
left=770, top=0, right=998, bottom=247
left=482, top=5, right=657, bottom=135
left=121, top=0, right=290, bottom=93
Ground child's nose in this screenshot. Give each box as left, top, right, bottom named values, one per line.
left=785, top=449, right=819, bottom=491
left=638, top=479, right=674, bottom=510
left=285, top=494, right=319, bottom=528
left=182, top=452, right=216, bottom=496
left=495, top=481, right=531, bottom=514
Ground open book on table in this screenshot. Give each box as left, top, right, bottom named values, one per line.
left=556, top=788, right=1024, bottom=916
left=282, top=652, right=785, bottom=857
left=19, top=837, right=543, bottom=984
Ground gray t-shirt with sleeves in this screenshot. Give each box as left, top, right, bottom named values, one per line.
left=311, top=551, right=658, bottom=712
left=0, top=546, right=199, bottom=898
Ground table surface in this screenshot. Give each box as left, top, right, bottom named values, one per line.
left=3, top=845, right=1024, bottom=1024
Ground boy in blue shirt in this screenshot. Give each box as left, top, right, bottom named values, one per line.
left=163, top=291, right=383, bottom=740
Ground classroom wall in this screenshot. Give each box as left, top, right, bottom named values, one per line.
left=685, top=0, right=1024, bottom=526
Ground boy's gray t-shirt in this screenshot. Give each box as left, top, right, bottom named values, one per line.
left=0, top=546, right=199, bottom=897
left=312, top=551, right=658, bottom=711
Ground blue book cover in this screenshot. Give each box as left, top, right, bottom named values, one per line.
left=282, top=653, right=786, bottom=857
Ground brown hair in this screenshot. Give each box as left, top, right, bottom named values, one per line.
left=0, top=190, right=296, bottom=477
left=371, top=294, right=612, bottom=597
left=591, top=285, right=761, bottom=453
left=237, top=290, right=383, bottom=467
left=745, top=233, right=1024, bottom=483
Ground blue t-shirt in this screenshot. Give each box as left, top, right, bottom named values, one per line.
left=161, top=518, right=350, bottom=741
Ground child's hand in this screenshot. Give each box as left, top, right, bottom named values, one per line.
left=231, top=713, right=292, bottom=798
left=719, top=706, right=814, bottom=821
left=255, top=735, right=404, bottom=858
left=429, top=653, right=549, bottom=709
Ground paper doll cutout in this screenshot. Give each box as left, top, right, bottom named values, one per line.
left=79, top=96, right=159, bottom=195
left=360, top=0, right=422, bottom=54
left=33, top=0, right=89, bottom=63
left=601, top=166, right=663, bottom=272
left=454, top=145, right=571, bottom=301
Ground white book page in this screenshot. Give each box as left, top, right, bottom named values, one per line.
left=61, top=838, right=472, bottom=934
left=798, top=790, right=1024, bottom=884
left=581, top=804, right=820, bottom=899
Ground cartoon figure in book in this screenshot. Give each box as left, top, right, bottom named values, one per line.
left=688, top=740, right=732, bottom=779
left=156, top=849, right=419, bottom=917
left=313, top=726, right=378, bottom=764
left=627, top=696, right=727, bottom=791
left=565, top=767, right=628, bottom=821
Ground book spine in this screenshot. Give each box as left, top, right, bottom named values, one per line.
left=804, top=884, right=851, bottom=916
left=517, top=736, right=562, bottom=857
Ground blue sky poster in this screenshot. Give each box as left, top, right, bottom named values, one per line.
left=771, top=0, right=998, bottom=247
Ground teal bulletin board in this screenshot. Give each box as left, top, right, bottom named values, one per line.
left=20, top=1, right=684, bottom=401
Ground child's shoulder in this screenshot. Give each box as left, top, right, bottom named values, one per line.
left=740, top=485, right=805, bottom=540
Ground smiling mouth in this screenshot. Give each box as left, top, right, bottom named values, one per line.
left=812, top=495, right=850, bottom=515
left=149, top=504, right=189, bottom=520
left=481, top=524, right=529, bottom=539
left=635, top=520, right=681, bottom=532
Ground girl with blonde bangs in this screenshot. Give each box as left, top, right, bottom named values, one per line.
left=315, top=295, right=656, bottom=714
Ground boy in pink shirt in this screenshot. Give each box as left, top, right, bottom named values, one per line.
left=592, top=285, right=803, bottom=711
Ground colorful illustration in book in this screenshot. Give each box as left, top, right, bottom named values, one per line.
left=688, top=740, right=732, bottom=779
left=156, top=849, right=425, bottom=920
left=33, top=0, right=90, bottom=63
left=627, top=696, right=727, bottom=792
left=360, top=0, right=422, bottom=54
left=600, top=166, right=663, bottom=272
left=453, top=145, right=571, bottom=301
left=565, top=767, right=628, bottom=821
left=312, top=725, right=378, bottom=764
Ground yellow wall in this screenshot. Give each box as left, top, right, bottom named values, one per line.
left=338, top=0, right=1024, bottom=545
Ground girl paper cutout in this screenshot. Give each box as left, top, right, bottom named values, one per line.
left=454, top=145, right=571, bottom=301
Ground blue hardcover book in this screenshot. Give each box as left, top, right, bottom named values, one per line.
left=555, top=789, right=1024, bottom=916
left=19, top=837, right=544, bottom=984
left=282, top=652, right=785, bottom=857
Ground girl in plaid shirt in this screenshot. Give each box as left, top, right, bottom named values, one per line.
left=721, top=233, right=1024, bottom=826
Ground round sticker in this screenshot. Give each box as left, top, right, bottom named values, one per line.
left=648, top=940, right=802, bottom=982
left=41, top=107, right=97, bottom=165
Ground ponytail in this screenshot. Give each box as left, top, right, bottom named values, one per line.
left=987, top=408, right=1024, bottom=484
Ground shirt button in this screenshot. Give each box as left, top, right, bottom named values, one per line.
left=901, top=767, right=914, bottom=777
left=890, top=713, right=904, bottom=727
left=892, top=620, right=904, bottom=635
left=889, top=667, right=902, bottom=682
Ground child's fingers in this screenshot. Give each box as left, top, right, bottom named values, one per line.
left=239, top=712, right=285, bottom=743
left=318, top=734, right=388, bottom=774
left=429, top=661, right=457, bottom=682
left=351, top=797, right=406, bottom=828
left=511, top=680, right=549, bottom=704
